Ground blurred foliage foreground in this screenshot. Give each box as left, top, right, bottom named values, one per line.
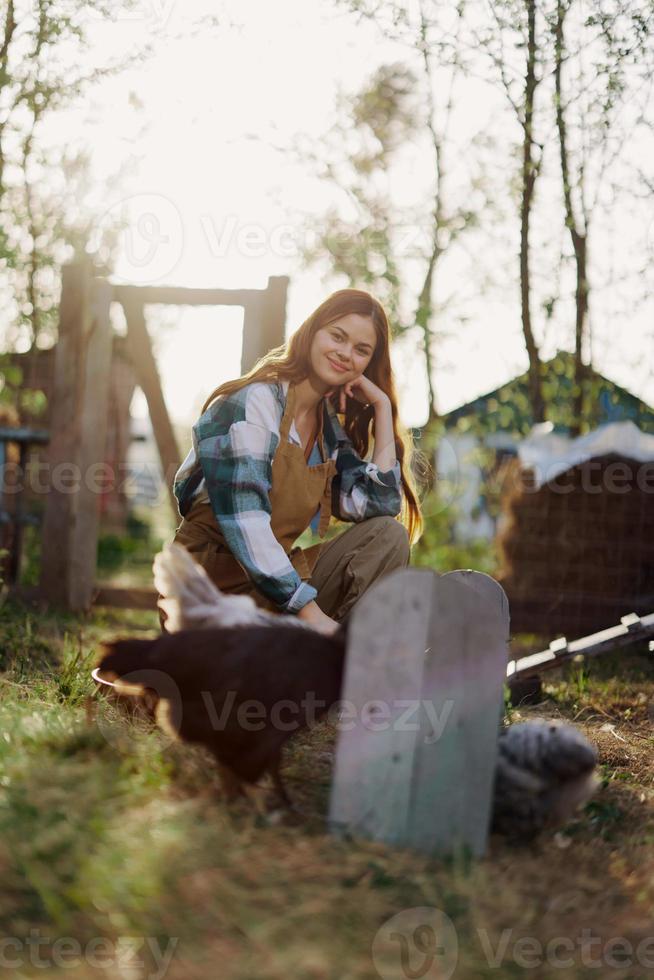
left=1, top=586, right=654, bottom=978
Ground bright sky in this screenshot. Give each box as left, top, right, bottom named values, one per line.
left=40, top=0, right=654, bottom=430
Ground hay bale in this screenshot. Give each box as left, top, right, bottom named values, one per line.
left=496, top=453, right=654, bottom=637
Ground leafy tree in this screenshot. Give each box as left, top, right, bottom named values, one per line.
left=0, top=0, right=152, bottom=415
left=473, top=0, right=654, bottom=430
left=472, top=0, right=553, bottom=424
left=550, top=0, right=654, bottom=432
left=0, top=1, right=236, bottom=418
left=298, top=0, right=491, bottom=426
left=297, top=62, right=420, bottom=332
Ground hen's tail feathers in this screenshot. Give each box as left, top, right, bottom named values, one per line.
left=152, top=543, right=311, bottom=632
left=492, top=720, right=599, bottom=840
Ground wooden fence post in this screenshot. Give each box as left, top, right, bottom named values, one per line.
left=240, top=275, right=288, bottom=374
left=68, top=278, right=114, bottom=609
left=329, top=567, right=509, bottom=858
left=40, top=260, right=92, bottom=606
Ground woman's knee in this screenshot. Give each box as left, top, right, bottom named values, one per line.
left=367, top=515, right=410, bottom=563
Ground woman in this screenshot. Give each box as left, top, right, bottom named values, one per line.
left=168, top=288, right=423, bottom=635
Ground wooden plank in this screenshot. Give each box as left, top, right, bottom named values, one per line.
left=262, top=275, right=288, bottom=350
left=329, top=567, right=509, bottom=858
left=240, top=291, right=264, bottom=376
left=241, top=276, right=288, bottom=374
left=103, top=336, right=138, bottom=531
left=121, top=297, right=181, bottom=517
left=92, top=585, right=158, bottom=610
left=68, top=279, right=114, bottom=610
left=407, top=570, right=509, bottom=857
left=113, top=284, right=262, bottom=307
left=40, top=260, right=93, bottom=606
left=508, top=609, right=654, bottom=679
left=328, top=569, right=435, bottom=845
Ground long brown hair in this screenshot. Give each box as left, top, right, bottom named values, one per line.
left=202, top=288, right=424, bottom=545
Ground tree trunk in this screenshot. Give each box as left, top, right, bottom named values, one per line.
left=571, top=230, right=588, bottom=432
left=554, top=0, right=588, bottom=436
left=417, top=0, right=443, bottom=426
left=520, top=0, right=545, bottom=425
left=416, top=240, right=439, bottom=425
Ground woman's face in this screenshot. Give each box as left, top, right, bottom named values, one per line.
left=309, top=314, right=377, bottom=390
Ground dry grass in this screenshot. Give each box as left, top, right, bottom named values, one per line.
left=1, top=601, right=654, bottom=979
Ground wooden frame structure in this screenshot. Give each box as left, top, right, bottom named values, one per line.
left=39, top=258, right=288, bottom=610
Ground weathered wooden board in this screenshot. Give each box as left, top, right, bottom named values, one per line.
left=69, top=278, right=113, bottom=610
left=405, top=570, right=509, bottom=856
left=329, top=567, right=509, bottom=858
left=92, top=585, right=158, bottom=610
left=40, top=260, right=93, bottom=606
left=240, top=276, right=288, bottom=374
left=508, top=609, right=654, bottom=679
left=113, top=284, right=263, bottom=307
left=329, top=569, right=434, bottom=845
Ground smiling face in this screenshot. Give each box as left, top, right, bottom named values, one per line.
left=308, top=313, right=377, bottom=390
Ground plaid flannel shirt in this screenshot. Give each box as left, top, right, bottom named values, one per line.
left=174, top=380, right=403, bottom=613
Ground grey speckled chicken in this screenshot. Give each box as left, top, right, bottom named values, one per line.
left=491, top=719, right=599, bottom=840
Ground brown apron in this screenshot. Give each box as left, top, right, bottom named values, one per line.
left=172, top=382, right=337, bottom=613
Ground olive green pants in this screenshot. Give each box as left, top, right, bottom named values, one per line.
left=160, top=516, right=410, bottom=630
left=309, top=515, right=410, bottom=623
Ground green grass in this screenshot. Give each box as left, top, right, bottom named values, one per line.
left=1, top=598, right=654, bottom=978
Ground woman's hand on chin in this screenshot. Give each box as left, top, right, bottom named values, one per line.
left=326, top=376, right=389, bottom=414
